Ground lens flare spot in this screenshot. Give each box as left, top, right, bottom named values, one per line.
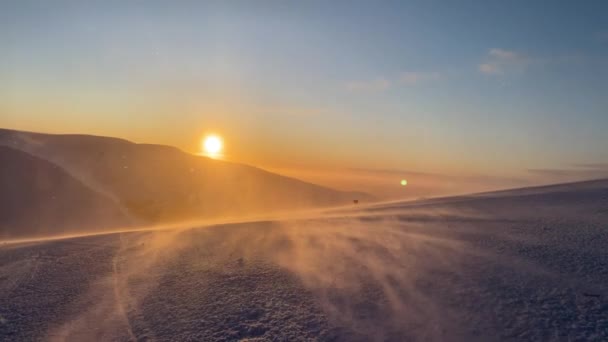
left=401, top=179, right=408, bottom=186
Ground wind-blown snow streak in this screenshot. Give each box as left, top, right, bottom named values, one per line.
left=1, top=180, right=607, bottom=341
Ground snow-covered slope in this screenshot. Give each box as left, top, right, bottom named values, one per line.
left=0, top=180, right=607, bottom=341
left=0, top=128, right=372, bottom=238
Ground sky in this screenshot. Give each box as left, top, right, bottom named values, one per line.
left=1, top=1, right=608, bottom=197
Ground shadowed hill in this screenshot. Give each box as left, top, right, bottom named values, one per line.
left=0, top=146, right=132, bottom=238
left=0, top=129, right=372, bottom=237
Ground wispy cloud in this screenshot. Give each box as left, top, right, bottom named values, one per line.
left=528, top=163, right=608, bottom=180
left=574, top=163, right=608, bottom=170
left=478, top=63, right=502, bottom=75
left=347, top=71, right=440, bottom=92
left=488, top=48, right=519, bottom=60
left=479, top=48, right=530, bottom=75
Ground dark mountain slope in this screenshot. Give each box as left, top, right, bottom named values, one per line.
left=0, top=129, right=372, bottom=230
left=0, top=146, right=132, bottom=238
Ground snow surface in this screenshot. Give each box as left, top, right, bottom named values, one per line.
left=1, top=180, right=607, bottom=341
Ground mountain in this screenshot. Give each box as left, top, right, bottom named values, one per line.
left=0, top=129, right=372, bottom=238
left=0, top=145, right=132, bottom=238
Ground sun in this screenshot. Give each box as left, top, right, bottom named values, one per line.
left=202, top=135, right=223, bottom=158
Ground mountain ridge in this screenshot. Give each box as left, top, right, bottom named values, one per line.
left=0, top=128, right=373, bottom=238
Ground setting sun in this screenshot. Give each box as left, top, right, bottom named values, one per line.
left=202, top=135, right=223, bottom=158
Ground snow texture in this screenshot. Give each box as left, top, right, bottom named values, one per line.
left=1, top=180, right=607, bottom=341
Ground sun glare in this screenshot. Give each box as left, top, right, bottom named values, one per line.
left=202, top=135, right=223, bottom=158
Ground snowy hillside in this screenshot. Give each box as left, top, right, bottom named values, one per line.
left=0, top=128, right=372, bottom=238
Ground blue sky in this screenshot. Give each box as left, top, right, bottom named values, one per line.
left=1, top=1, right=608, bottom=189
